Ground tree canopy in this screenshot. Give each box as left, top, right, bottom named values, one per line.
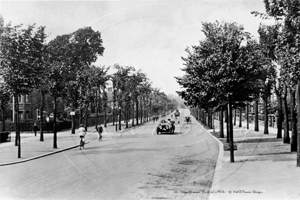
left=176, top=21, right=267, bottom=111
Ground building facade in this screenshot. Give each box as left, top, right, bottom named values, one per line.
left=9, top=94, right=35, bottom=122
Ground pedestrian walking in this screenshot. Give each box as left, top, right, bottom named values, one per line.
left=78, top=124, right=87, bottom=149
left=96, top=123, right=103, bottom=141
left=33, top=122, right=38, bottom=136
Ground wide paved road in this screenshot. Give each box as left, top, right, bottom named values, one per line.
left=0, top=109, right=220, bottom=200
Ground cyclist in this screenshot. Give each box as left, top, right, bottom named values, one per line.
left=78, top=124, right=86, bottom=150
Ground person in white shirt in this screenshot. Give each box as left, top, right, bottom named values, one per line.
left=78, top=124, right=86, bottom=149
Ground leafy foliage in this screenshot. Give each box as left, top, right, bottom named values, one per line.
left=176, top=21, right=267, bottom=111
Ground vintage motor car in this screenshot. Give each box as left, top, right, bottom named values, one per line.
left=156, top=119, right=175, bottom=134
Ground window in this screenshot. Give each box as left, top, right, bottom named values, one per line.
left=25, top=95, right=29, bottom=103
left=18, top=95, right=22, bottom=103
left=19, top=111, right=23, bottom=120
left=25, top=111, right=30, bottom=120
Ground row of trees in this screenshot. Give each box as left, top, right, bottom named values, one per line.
left=0, top=16, right=177, bottom=158
left=176, top=0, right=300, bottom=166
left=111, top=64, right=177, bottom=130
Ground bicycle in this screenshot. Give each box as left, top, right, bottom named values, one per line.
left=79, top=135, right=85, bottom=150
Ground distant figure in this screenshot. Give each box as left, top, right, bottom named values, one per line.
left=96, top=123, right=103, bottom=141
left=33, top=123, right=38, bottom=136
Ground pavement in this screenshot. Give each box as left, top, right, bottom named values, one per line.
left=0, top=120, right=142, bottom=166
left=208, top=119, right=300, bottom=200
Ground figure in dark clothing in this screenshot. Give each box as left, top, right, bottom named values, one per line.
left=33, top=123, right=38, bottom=136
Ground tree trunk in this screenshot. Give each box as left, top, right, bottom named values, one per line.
left=209, top=111, right=212, bottom=128
left=149, top=101, right=152, bottom=122
left=125, top=105, right=128, bottom=128
left=296, top=81, right=300, bottom=166
left=290, top=87, right=297, bottom=152
left=132, top=101, right=135, bottom=127
left=211, top=112, right=214, bottom=129
left=208, top=111, right=211, bottom=128
left=234, top=109, right=236, bottom=126
left=136, top=97, right=139, bottom=125
left=210, top=112, right=214, bottom=129
left=71, top=102, right=75, bottom=134
left=225, top=109, right=230, bottom=143
left=283, top=84, right=290, bottom=143
left=53, top=96, right=57, bottom=149
left=204, top=112, right=207, bottom=126
left=276, top=91, right=283, bottom=138
left=228, top=98, right=234, bottom=163
left=140, top=99, right=143, bottom=124
left=263, top=93, right=269, bottom=134
left=85, top=106, right=88, bottom=131
left=40, top=93, right=45, bottom=141
left=1, top=104, right=5, bottom=131
left=95, top=93, right=98, bottom=127
left=14, top=94, right=21, bottom=158
left=118, top=108, right=122, bottom=131
left=115, top=107, right=118, bottom=132
left=14, top=94, right=18, bottom=146
left=246, top=104, right=249, bottom=129
left=239, top=108, right=242, bottom=127
left=255, top=100, right=259, bottom=132
left=80, top=107, right=83, bottom=125
left=219, top=111, right=224, bottom=138
left=104, top=104, right=107, bottom=128
left=112, top=102, right=115, bottom=126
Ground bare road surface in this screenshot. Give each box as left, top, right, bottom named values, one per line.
left=0, top=109, right=219, bottom=200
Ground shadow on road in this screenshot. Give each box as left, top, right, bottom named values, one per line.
left=235, top=137, right=282, bottom=144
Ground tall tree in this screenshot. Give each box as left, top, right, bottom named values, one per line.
left=0, top=23, right=45, bottom=157
left=32, top=26, right=48, bottom=142
left=258, top=0, right=300, bottom=165
left=48, top=27, right=104, bottom=134
left=258, top=23, right=278, bottom=135
left=112, top=65, right=134, bottom=130
left=177, top=21, right=267, bottom=162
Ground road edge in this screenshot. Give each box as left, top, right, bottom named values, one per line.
left=192, top=117, right=224, bottom=198
left=0, top=142, right=90, bottom=167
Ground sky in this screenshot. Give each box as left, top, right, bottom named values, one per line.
left=0, top=0, right=266, bottom=95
